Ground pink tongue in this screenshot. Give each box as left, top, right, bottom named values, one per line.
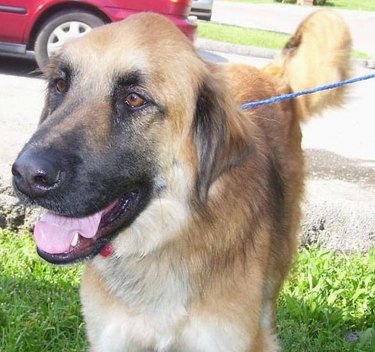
left=34, top=211, right=102, bottom=254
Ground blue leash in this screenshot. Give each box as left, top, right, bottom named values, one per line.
left=240, top=73, right=375, bottom=110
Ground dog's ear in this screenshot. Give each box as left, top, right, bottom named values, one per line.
left=193, top=70, right=254, bottom=203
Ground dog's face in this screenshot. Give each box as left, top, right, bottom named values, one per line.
left=12, top=14, right=251, bottom=265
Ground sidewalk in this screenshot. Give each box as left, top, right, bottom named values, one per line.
left=198, top=1, right=375, bottom=68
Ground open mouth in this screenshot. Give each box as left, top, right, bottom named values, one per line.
left=35, top=190, right=143, bottom=264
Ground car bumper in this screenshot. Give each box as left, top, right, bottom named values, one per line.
left=190, top=8, right=212, bottom=20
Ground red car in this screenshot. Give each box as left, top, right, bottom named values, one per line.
left=0, top=0, right=196, bottom=67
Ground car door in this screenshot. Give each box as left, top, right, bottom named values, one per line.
left=0, top=0, right=31, bottom=44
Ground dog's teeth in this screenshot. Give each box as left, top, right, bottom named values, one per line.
left=71, top=233, right=79, bottom=247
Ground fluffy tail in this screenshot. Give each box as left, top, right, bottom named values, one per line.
left=266, top=10, right=352, bottom=119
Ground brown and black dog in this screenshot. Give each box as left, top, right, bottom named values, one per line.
left=12, top=10, right=351, bottom=351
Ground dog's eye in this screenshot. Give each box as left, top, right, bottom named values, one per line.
left=55, top=78, right=67, bottom=94
left=124, top=93, right=146, bottom=108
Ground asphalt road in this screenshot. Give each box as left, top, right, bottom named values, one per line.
left=0, top=53, right=374, bottom=252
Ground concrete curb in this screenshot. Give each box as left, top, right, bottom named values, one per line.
left=196, top=38, right=375, bottom=69
left=196, top=38, right=278, bottom=59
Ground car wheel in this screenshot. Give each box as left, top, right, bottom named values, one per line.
left=34, top=10, right=105, bottom=68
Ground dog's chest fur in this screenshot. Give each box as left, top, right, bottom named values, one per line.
left=80, top=157, right=264, bottom=351
left=81, top=260, right=250, bottom=352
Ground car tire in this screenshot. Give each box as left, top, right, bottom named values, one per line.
left=34, top=10, right=105, bottom=68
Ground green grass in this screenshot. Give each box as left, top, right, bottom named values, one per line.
left=198, top=22, right=289, bottom=49
left=221, top=0, right=375, bottom=11
left=279, top=246, right=375, bottom=351
left=0, top=230, right=87, bottom=351
left=198, top=22, right=371, bottom=59
left=1, top=229, right=374, bottom=351
left=352, top=51, right=371, bottom=60
left=327, top=0, right=375, bottom=11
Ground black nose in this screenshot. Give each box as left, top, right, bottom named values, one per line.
left=12, top=151, right=64, bottom=199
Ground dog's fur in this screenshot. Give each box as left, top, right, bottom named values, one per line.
left=15, top=10, right=351, bottom=351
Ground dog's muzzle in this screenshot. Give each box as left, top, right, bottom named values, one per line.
left=12, top=146, right=151, bottom=264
